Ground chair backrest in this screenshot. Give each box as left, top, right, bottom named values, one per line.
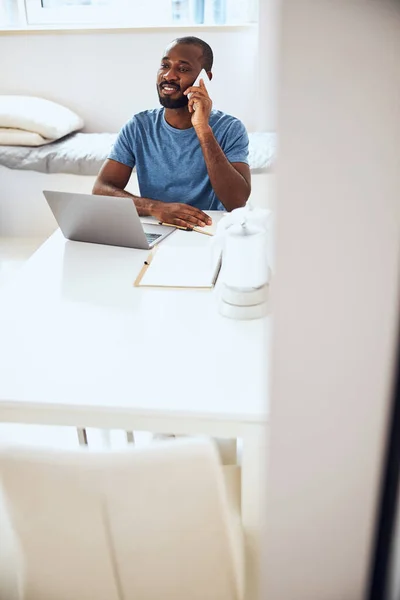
left=0, top=438, right=243, bottom=600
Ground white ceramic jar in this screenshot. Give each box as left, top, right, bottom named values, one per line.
left=217, top=210, right=270, bottom=320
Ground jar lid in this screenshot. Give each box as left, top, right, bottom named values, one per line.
left=227, top=222, right=264, bottom=237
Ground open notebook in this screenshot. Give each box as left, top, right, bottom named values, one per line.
left=135, top=245, right=222, bottom=289
left=192, top=222, right=218, bottom=236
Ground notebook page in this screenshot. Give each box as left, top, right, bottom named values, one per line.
left=139, top=246, right=221, bottom=288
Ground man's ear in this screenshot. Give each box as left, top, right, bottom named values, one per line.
left=207, top=71, right=213, bottom=81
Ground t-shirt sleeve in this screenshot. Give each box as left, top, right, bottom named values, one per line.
left=108, top=120, right=136, bottom=168
left=222, top=119, right=249, bottom=165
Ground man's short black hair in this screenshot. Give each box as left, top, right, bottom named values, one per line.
left=173, top=36, right=214, bottom=71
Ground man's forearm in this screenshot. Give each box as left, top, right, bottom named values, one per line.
left=197, top=127, right=250, bottom=211
left=92, top=181, right=160, bottom=217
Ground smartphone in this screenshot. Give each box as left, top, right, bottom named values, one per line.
left=188, top=68, right=211, bottom=109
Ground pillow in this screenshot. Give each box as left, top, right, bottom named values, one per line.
left=0, top=96, right=84, bottom=142
left=0, top=128, right=53, bottom=147
left=248, top=132, right=276, bottom=170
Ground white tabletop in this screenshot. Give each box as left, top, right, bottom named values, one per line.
left=0, top=216, right=269, bottom=428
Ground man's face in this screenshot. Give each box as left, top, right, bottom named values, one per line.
left=157, top=43, right=205, bottom=109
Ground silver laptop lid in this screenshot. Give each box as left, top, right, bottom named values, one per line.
left=43, top=190, right=172, bottom=250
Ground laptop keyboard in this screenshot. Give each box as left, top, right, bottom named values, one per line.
left=145, top=233, right=162, bottom=244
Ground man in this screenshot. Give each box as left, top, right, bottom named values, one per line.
left=93, top=36, right=251, bottom=228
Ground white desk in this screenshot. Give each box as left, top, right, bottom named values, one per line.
left=0, top=214, right=268, bottom=599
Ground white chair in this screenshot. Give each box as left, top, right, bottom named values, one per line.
left=0, top=438, right=243, bottom=600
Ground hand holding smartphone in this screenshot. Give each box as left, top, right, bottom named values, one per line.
left=188, top=68, right=211, bottom=110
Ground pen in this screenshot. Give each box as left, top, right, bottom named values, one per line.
left=192, top=227, right=214, bottom=237
left=144, top=245, right=157, bottom=266
left=159, top=221, right=193, bottom=231
left=159, top=222, right=213, bottom=235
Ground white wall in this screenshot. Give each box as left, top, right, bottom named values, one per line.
left=263, top=1, right=400, bottom=598
left=0, top=25, right=265, bottom=133
left=257, top=0, right=278, bottom=132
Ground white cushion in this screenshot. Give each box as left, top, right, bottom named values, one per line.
left=0, top=128, right=53, bottom=147
left=248, top=132, right=276, bottom=170
left=0, top=96, right=84, bottom=142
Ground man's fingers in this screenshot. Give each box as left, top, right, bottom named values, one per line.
left=163, top=217, right=193, bottom=229
left=188, top=93, right=204, bottom=113
left=179, top=214, right=208, bottom=227
left=175, top=219, right=194, bottom=229
left=184, top=86, right=208, bottom=98
left=189, top=93, right=201, bottom=111
left=161, top=204, right=212, bottom=227
left=165, top=213, right=210, bottom=228
left=169, top=212, right=202, bottom=227
left=182, top=209, right=212, bottom=225
left=188, top=91, right=206, bottom=101
left=182, top=205, right=211, bottom=220
left=199, top=78, right=208, bottom=90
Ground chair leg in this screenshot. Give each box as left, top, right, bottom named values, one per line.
left=77, top=428, right=88, bottom=446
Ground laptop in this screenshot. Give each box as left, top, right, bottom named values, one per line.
left=43, top=190, right=175, bottom=249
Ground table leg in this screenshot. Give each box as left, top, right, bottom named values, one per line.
left=241, top=424, right=267, bottom=600
left=126, top=431, right=135, bottom=445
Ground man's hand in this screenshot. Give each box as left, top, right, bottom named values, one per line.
left=153, top=202, right=212, bottom=229
left=184, top=79, right=212, bottom=134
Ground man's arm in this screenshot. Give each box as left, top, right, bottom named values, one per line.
left=185, top=79, right=251, bottom=212
left=93, top=159, right=212, bottom=228
left=93, top=159, right=156, bottom=217
left=196, top=130, right=251, bottom=212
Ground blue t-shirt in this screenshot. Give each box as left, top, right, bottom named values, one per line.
left=108, top=108, right=249, bottom=211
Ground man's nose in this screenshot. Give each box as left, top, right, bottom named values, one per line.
left=163, top=69, right=179, bottom=81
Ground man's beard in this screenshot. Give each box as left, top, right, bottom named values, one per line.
left=157, top=85, right=189, bottom=109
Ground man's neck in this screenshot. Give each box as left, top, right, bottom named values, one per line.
left=164, top=107, right=193, bottom=130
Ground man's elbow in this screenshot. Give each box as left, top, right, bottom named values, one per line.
left=240, top=189, right=251, bottom=208
left=92, top=178, right=103, bottom=195
left=226, top=189, right=250, bottom=212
